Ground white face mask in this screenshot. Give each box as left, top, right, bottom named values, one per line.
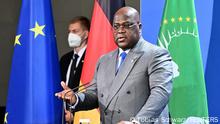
left=68, top=33, right=82, bottom=47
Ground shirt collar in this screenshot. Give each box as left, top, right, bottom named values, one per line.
left=73, top=45, right=87, bottom=58
left=118, top=48, right=130, bottom=56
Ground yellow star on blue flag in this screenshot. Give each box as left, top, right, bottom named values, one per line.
left=4, top=112, right=8, bottom=124
left=30, top=22, right=45, bottom=38
left=14, top=34, right=22, bottom=46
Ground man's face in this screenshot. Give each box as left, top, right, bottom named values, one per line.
left=113, top=12, right=140, bottom=50
left=68, top=22, right=85, bottom=38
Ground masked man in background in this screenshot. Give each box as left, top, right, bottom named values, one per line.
left=60, top=16, right=90, bottom=123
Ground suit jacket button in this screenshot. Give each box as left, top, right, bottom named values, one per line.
left=118, top=109, right=121, bottom=114
left=101, top=94, right=104, bottom=97
left=104, top=111, right=108, bottom=115
left=127, top=90, right=131, bottom=94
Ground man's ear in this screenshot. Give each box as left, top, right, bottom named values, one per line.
left=85, top=30, right=89, bottom=39
left=138, top=23, right=142, bottom=30
left=138, top=23, right=142, bottom=34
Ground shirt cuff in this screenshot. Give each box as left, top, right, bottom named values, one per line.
left=77, top=92, right=85, bottom=102
left=69, top=93, right=79, bottom=110
left=68, top=92, right=85, bottom=110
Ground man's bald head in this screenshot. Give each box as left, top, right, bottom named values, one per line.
left=113, top=7, right=142, bottom=50
left=114, top=7, right=140, bottom=23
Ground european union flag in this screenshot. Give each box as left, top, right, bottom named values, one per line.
left=4, top=0, right=62, bottom=123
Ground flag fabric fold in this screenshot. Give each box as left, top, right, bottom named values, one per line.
left=158, top=0, right=209, bottom=123
left=73, top=0, right=125, bottom=123
left=5, top=0, right=62, bottom=123
left=205, top=0, right=220, bottom=122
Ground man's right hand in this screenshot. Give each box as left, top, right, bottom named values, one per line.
left=55, top=81, right=76, bottom=104
left=65, top=109, right=74, bottom=124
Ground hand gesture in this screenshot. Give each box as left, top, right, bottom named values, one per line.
left=55, top=81, right=76, bottom=104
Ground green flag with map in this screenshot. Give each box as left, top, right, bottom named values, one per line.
left=158, top=0, right=209, bottom=123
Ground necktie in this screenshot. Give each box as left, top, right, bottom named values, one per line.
left=68, top=54, right=79, bottom=90
left=117, top=51, right=127, bottom=71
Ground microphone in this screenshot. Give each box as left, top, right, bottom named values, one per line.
left=63, top=82, right=96, bottom=104
left=73, top=82, right=96, bottom=94
left=72, top=82, right=92, bottom=93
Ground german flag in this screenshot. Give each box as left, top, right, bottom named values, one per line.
left=74, top=0, right=125, bottom=123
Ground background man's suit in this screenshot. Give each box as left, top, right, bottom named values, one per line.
left=74, top=39, right=173, bottom=124
left=60, top=51, right=86, bottom=92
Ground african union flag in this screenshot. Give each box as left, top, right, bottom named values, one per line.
left=158, top=0, right=209, bottom=123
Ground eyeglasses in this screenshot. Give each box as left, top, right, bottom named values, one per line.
left=113, top=22, right=138, bottom=30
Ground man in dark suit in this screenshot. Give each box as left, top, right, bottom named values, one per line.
left=56, top=7, right=173, bottom=124
left=59, top=16, right=90, bottom=123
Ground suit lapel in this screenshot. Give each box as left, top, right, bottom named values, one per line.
left=61, top=51, right=73, bottom=81
left=106, top=50, right=143, bottom=105
left=104, top=50, right=118, bottom=89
